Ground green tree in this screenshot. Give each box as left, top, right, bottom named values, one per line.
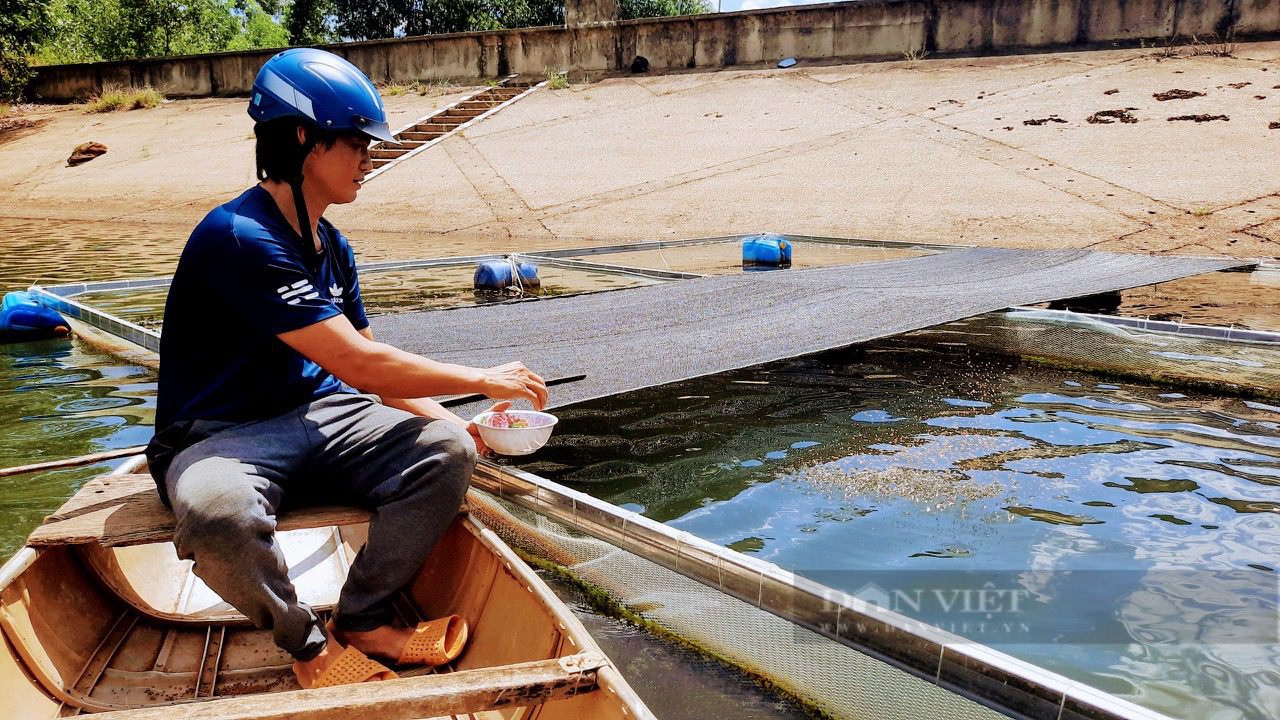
left=33, top=0, right=104, bottom=65
left=0, top=0, right=51, bottom=100
left=116, top=0, right=241, bottom=58
left=284, top=0, right=334, bottom=44
left=407, top=0, right=561, bottom=35
left=332, top=0, right=399, bottom=41
left=229, top=0, right=291, bottom=50
left=38, top=0, right=291, bottom=64
left=619, top=0, right=710, bottom=20
left=332, top=0, right=563, bottom=40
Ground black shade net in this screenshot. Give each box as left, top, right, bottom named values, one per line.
left=370, top=248, right=1244, bottom=418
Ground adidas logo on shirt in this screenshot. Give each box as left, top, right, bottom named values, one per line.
left=277, top=279, right=320, bottom=306
left=330, top=284, right=344, bottom=305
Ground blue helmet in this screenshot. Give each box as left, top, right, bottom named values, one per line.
left=248, top=48, right=394, bottom=143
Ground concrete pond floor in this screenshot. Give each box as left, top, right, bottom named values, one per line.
left=0, top=41, right=1278, bottom=261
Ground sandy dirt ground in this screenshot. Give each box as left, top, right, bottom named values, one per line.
left=2, top=42, right=1279, bottom=259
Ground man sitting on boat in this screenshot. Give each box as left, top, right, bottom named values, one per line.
left=145, top=48, right=549, bottom=689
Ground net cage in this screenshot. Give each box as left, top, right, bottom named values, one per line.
left=465, top=489, right=1009, bottom=720
left=910, top=310, right=1280, bottom=399
left=23, top=252, right=1227, bottom=720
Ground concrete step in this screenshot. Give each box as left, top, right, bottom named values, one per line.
left=366, top=86, right=531, bottom=176
left=441, top=106, right=486, bottom=118
left=410, top=123, right=454, bottom=133
left=378, top=140, right=425, bottom=151
left=398, top=131, right=444, bottom=142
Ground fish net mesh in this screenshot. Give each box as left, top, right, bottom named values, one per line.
left=467, top=491, right=1006, bottom=720
left=910, top=311, right=1280, bottom=397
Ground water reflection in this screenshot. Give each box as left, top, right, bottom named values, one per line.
left=0, top=337, right=155, bottom=559
left=74, top=266, right=665, bottom=328
left=514, top=340, right=1280, bottom=720
left=0, top=219, right=189, bottom=291
left=0, top=216, right=561, bottom=293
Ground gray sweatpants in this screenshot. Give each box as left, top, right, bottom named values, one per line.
left=164, top=392, right=476, bottom=661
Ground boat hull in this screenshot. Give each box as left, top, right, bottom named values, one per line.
left=0, top=498, right=651, bottom=719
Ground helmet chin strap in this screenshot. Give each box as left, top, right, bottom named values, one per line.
left=288, top=135, right=320, bottom=253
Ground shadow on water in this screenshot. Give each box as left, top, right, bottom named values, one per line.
left=511, top=339, right=1280, bottom=720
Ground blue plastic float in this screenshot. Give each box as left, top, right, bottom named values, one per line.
left=742, top=233, right=792, bottom=268
left=0, top=291, right=69, bottom=342
left=474, top=260, right=540, bottom=291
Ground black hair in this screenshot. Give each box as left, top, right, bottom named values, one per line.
left=253, top=117, right=341, bottom=182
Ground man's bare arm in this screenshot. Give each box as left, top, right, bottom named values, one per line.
left=350, top=327, right=469, bottom=424
left=351, top=327, right=510, bottom=457
left=277, top=314, right=547, bottom=408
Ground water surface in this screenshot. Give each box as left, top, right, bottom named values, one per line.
left=514, top=340, right=1280, bottom=720
left=0, top=337, right=154, bottom=559
left=1, top=216, right=1277, bottom=719
left=75, top=265, right=664, bottom=328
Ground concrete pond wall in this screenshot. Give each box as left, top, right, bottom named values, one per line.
left=30, top=0, right=1280, bottom=101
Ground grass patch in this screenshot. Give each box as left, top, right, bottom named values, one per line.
left=1189, top=205, right=1213, bottom=216
left=1191, top=32, right=1236, bottom=57
left=1138, top=32, right=1237, bottom=59
left=418, top=79, right=460, bottom=97
left=0, top=103, right=10, bottom=119
left=86, top=85, right=164, bottom=113
left=1139, top=37, right=1181, bottom=58
left=543, top=67, right=569, bottom=90
left=902, top=48, right=930, bottom=63
left=379, top=79, right=461, bottom=98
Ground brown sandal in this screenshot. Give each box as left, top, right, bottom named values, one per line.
left=311, top=646, right=398, bottom=688
left=397, top=615, right=469, bottom=666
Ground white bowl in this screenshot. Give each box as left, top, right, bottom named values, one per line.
left=471, top=410, right=558, bottom=456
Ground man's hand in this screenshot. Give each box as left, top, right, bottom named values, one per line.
left=481, top=362, right=548, bottom=410
left=467, top=401, right=511, bottom=458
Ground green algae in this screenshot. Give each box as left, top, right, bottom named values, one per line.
left=512, top=547, right=831, bottom=720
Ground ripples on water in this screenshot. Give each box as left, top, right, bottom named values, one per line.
left=2, top=216, right=1278, bottom=718
left=0, top=220, right=188, bottom=291
left=516, top=340, right=1280, bottom=720
left=0, top=337, right=155, bottom=559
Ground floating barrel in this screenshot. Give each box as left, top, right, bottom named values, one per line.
left=0, top=291, right=69, bottom=342
left=742, top=233, right=792, bottom=268
left=473, top=260, right=541, bottom=291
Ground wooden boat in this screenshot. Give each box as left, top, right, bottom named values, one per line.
left=0, top=461, right=655, bottom=719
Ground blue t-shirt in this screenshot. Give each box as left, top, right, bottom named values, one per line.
left=156, top=186, right=369, bottom=429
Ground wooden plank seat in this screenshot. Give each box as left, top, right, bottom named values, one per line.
left=27, top=474, right=373, bottom=548
left=82, top=654, right=606, bottom=720
left=8, top=471, right=650, bottom=720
